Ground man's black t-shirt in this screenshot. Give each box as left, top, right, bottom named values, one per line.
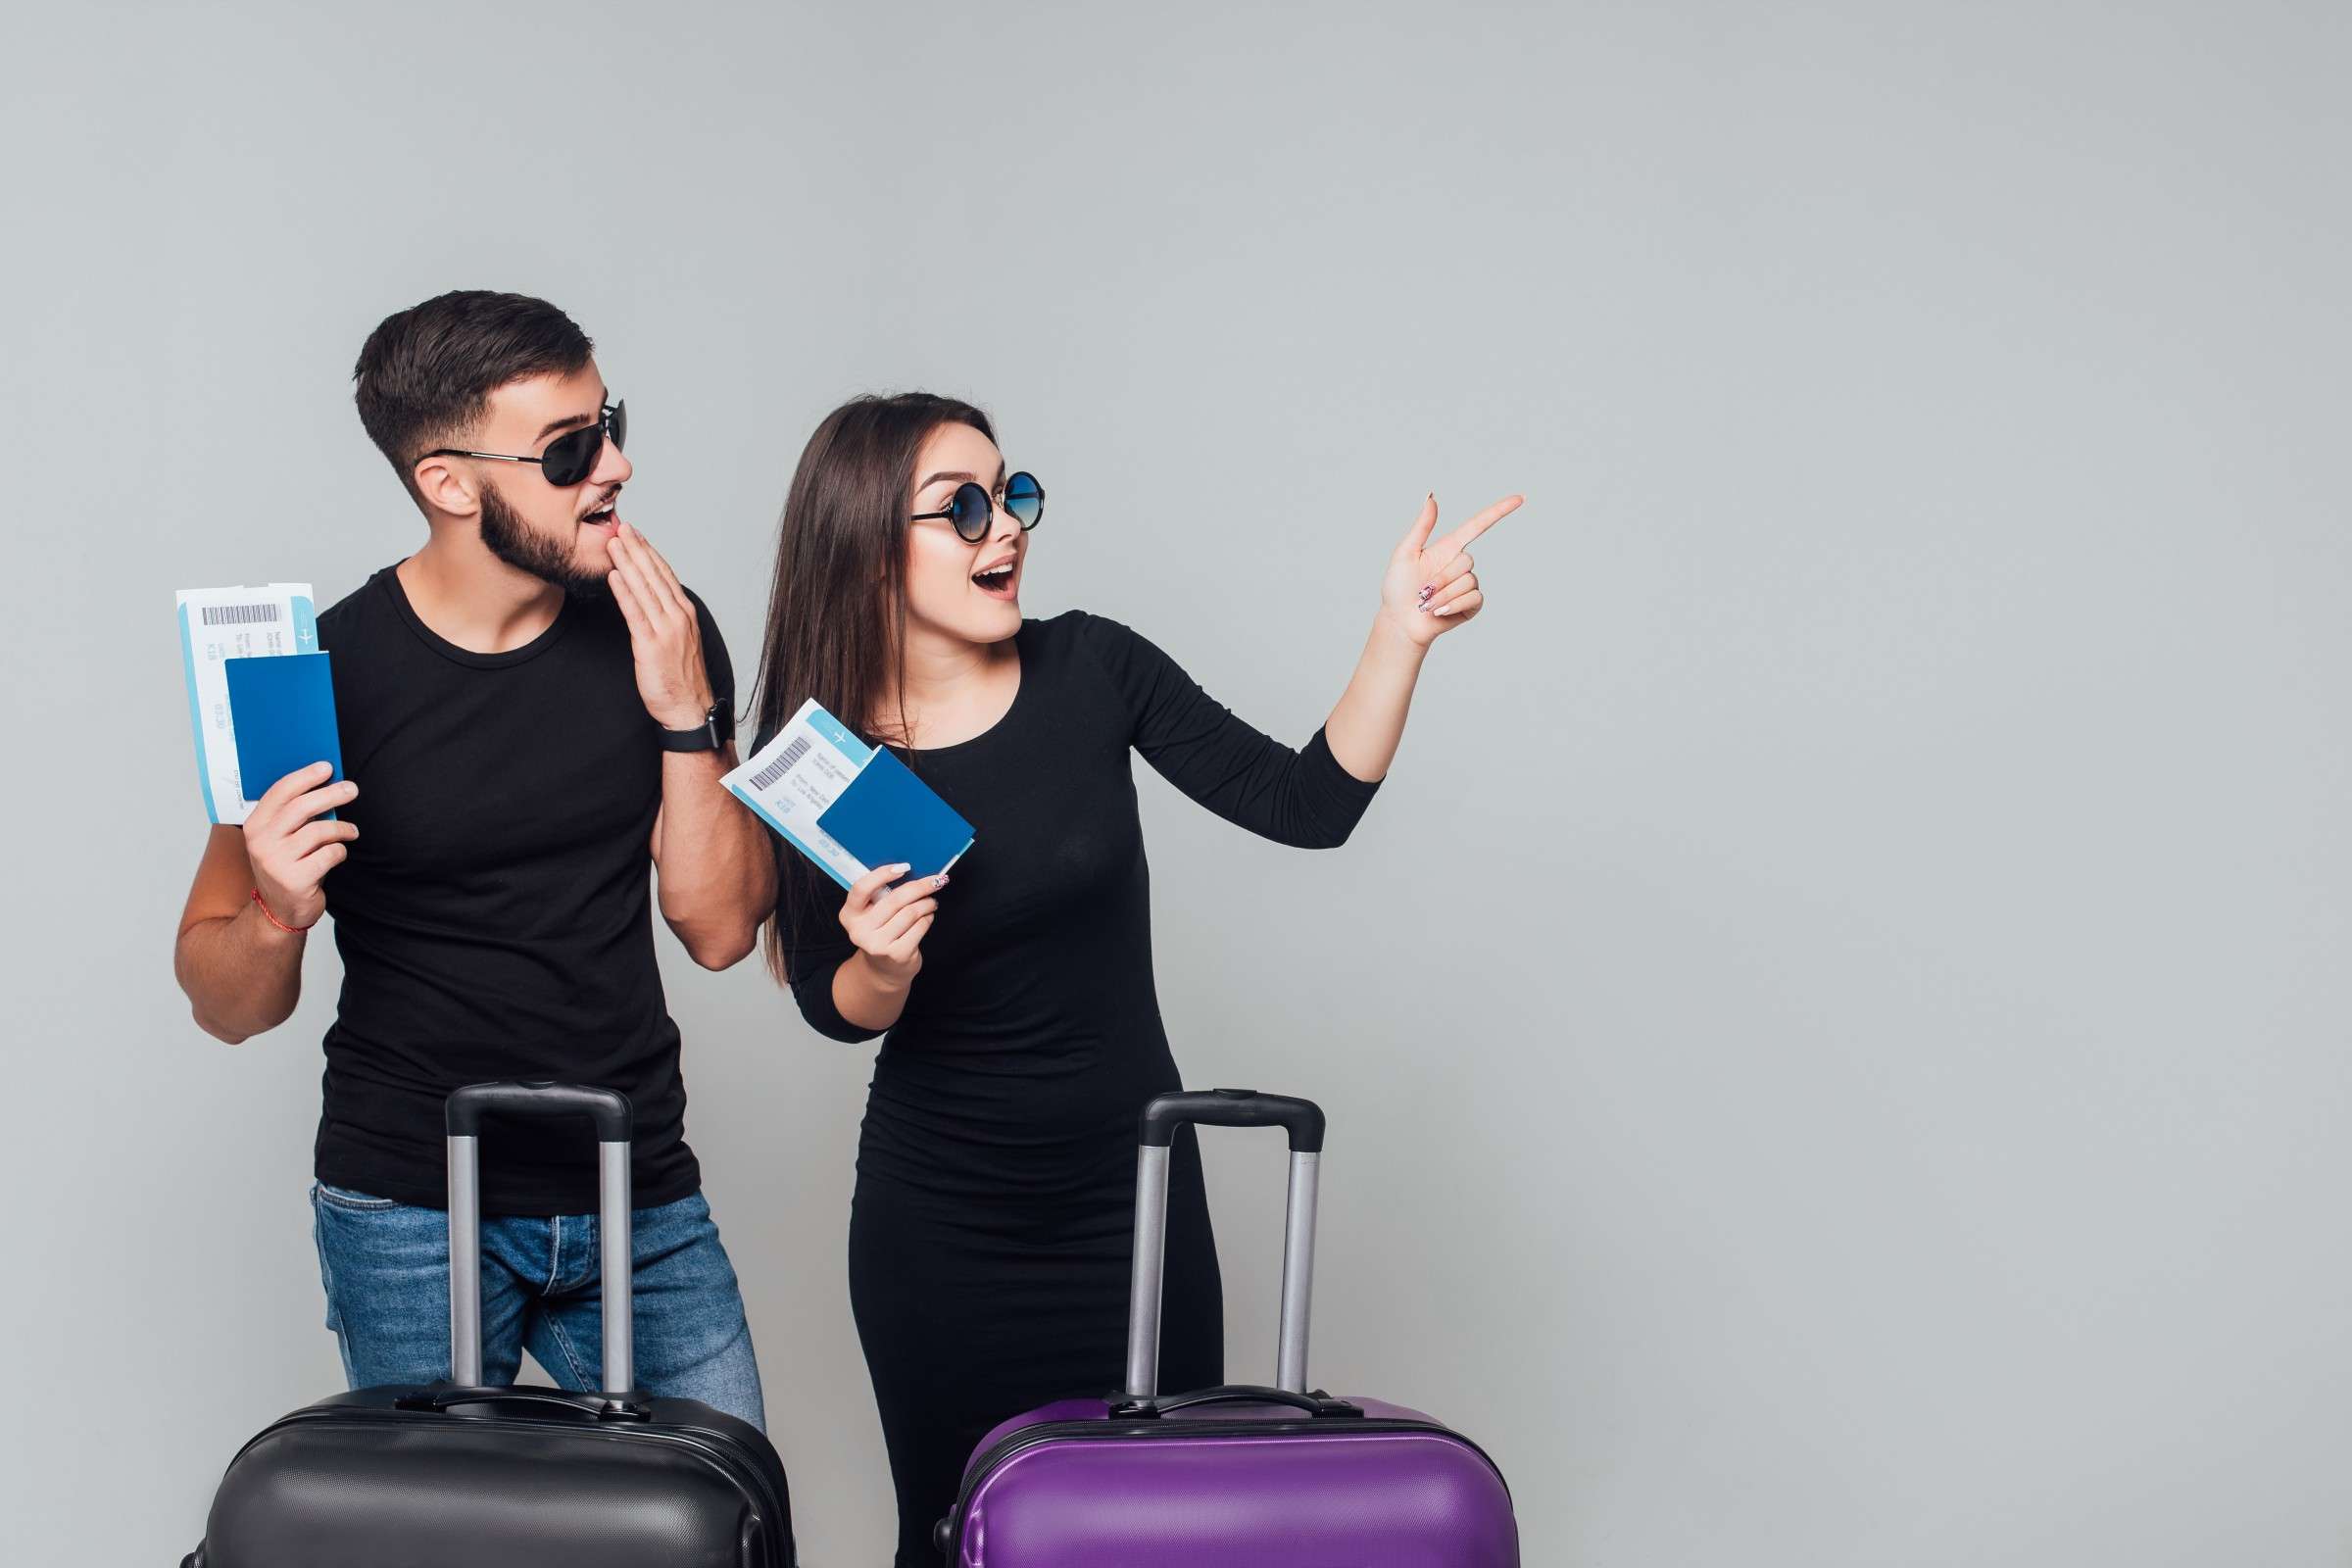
left=311, top=564, right=729, bottom=1215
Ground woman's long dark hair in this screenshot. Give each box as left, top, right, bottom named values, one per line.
left=749, top=392, right=996, bottom=982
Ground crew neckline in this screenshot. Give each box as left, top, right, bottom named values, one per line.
left=870, top=622, right=1032, bottom=758
left=377, top=562, right=576, bottom=669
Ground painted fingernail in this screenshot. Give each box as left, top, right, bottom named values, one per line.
left=891, top=863, right=912, bottom=874
left=933, top=874, right=950, bottom=888
left=1417, top=583, right=1434, bottom=601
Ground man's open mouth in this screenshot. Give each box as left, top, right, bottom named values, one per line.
left=582, top=496, right=618, bottom=527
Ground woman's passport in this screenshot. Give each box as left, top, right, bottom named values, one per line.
left=724, top=698, right=975, bottom=887
left=814, top=747, right=974, bottom=882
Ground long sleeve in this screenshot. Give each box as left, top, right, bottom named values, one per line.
left=748, top=714, right=887, bottom=1045
left=778, top=873, right=883, bottom=1044
left=1069, top=612, right=1381, bottom=849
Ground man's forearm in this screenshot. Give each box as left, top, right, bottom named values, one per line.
left=175, top=902, right=306, bottom=1043
left=654, top=750, right=776, bottom=967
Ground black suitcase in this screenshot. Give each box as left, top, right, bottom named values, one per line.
left=183, top=1081, right=794, bottom=1567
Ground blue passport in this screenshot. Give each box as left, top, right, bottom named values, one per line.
left=224, top=652, right=343, bottom=802
left=815, top=748, right=975, bottom=881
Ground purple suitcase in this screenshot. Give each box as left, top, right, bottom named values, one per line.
left=934, top=1089, right=1518, bottom=1566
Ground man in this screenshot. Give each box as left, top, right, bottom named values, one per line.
left=173, top=291, right=776, bottom=1427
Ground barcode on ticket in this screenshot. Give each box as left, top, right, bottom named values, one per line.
left=201, top=603, right=281, bottom=626
left=749, top=735, right=812, bottom=791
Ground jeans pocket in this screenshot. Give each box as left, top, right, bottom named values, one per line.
left=313, top=1181, right=401, bottom=1212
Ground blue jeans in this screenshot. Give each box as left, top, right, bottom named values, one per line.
left=311, top=1183, right=765, bottom=1431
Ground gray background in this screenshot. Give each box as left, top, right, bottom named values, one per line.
left=3, top=2, right=2347, bottom=1562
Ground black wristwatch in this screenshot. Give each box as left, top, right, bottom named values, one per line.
left=657, top=700, right=735, bottom=753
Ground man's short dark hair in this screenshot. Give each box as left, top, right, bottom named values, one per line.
left=353, top=291, right=593, bottom=502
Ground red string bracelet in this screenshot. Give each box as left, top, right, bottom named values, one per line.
left=251, top=888, right=316, bottom=935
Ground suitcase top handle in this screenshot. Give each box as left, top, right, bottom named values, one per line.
left=1127, top=1089, right=1327, bottom=1399
left=1106, top=1383, right=1364, bottom=1421
left=446, top=1080, right=633, bottom=1141
left=392, top=1383, right=654, bottom=1422
left=443, top=1081, right=637, bottom=1397
left=1138, top=1088, right=1325, bottom=1152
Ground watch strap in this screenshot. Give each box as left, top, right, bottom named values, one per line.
left=657, top=701, right=734, bottom=753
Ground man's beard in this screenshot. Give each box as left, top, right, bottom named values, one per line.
left=479, top=482, right=610, bottom=599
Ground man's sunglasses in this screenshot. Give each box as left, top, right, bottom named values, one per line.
left=911, top=471, right=1046, bottom=543
left=420, top=401, right=627, bottom=489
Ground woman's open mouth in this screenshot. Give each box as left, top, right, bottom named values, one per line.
left=972, top=557, right=1019, bottom=600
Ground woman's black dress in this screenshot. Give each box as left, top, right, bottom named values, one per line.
left=768, top=611, right=1382, bottom=1565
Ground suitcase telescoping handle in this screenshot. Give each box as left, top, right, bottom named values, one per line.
left=444, top=1082, right=636, bottom=1397
left=1124, top=1089, right=1327, bottom=1399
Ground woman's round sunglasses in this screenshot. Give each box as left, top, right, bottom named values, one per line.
left=421, top=400, right=627, bottom=489
left=911, top=471, right=1046, bottom=543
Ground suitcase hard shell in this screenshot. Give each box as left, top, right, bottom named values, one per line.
left=184, top=1081, right=795, bottom=1567
left=935, top=1088, right=1518, bottom=1566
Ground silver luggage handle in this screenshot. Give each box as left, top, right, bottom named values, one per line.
left=1124, top=1089, right=1327, bottom=1399
left=443, top=1082, right=636, bottom=1398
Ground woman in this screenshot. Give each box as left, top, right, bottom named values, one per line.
left=749, top=393, right=1516, bottom=1563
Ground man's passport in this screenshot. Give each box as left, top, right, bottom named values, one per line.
left=815, top=747, right=974, bottom=881
left=223, top=652, right=344, bottom=802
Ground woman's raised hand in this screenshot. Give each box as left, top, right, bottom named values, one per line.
left=841, top=862, right=946, bottom=985
left=1382, top=492, right=1523, bottom=647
